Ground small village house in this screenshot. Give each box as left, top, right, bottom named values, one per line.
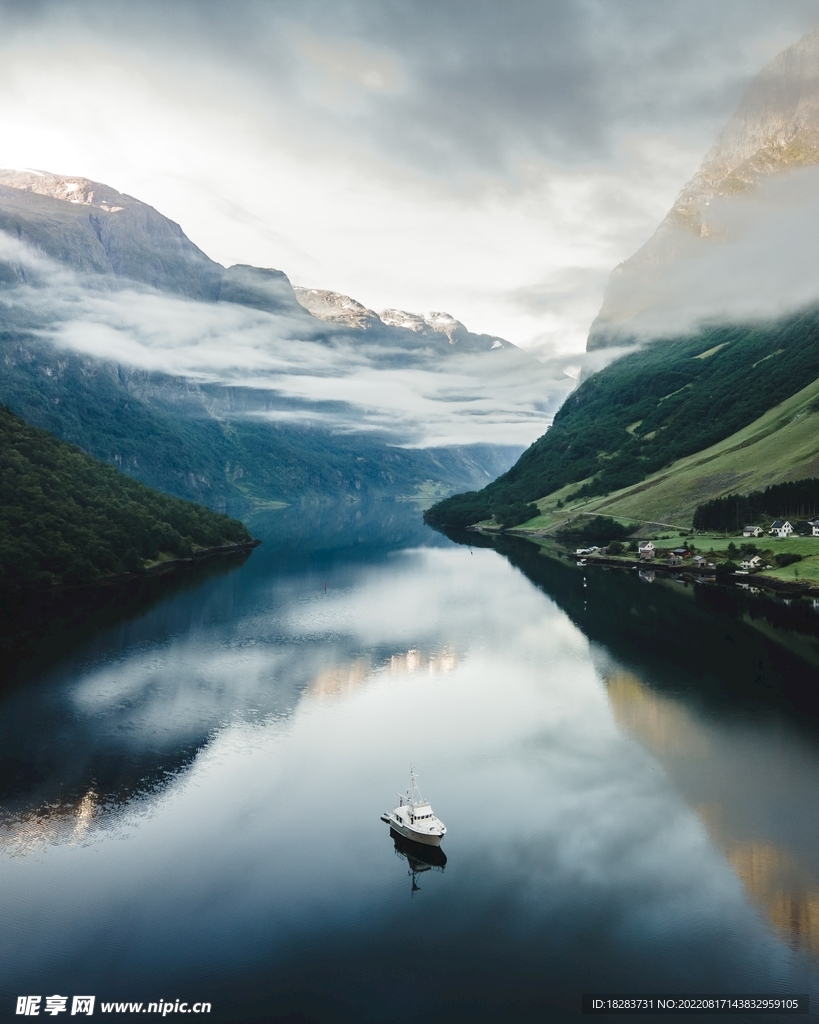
left=692, top=555, right=707, bottom=569
left=672, top=547, right=691, bottom=558
left=667, top=553, right=682, bottom=567
left=742, top=526, right=762, bottom=538
left=740, top=555, right=762, bottom=570
left=769, top=520, right=793, bottom=538
left=638, top=541, right=655, bottom=561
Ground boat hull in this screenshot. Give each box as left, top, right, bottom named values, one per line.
left=383, top=815, right=443, bottom=846
left=390, top=828, right=447, bottom=868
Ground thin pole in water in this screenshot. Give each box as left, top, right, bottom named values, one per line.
left=324, top=581, right=327, bottom=593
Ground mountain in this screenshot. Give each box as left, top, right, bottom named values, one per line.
left=589, top=30, right=819, bottom=348
left=294, top=287, right=514, bottom=354
left=426, top=31, right=819, bottom=531
left=0, top=169, right=534, bottom=510
left=0, top=402, right=253, bottom=596
left=424, top=308, right=819, bottom=528
left=0, top=169, right=309, bottom=318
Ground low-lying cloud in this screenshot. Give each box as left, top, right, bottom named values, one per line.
left=0, top=233, right=587, bottom=449
left=602, top=164, right=819, bottom=340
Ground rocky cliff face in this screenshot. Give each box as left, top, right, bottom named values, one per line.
left=294, top=286, right=514, bottom=354
left=292, top=288, right=385, bottom=331
left=0, top=169, right=224, bottom=299
left=0, top=171, right=515, bottom=354
left=589, top=30, right=819, bottom=349
left=0, top=169, right=310, bottom=318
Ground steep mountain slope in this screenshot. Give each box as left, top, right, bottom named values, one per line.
left=0, top=169, right=532, bottom=508
left=426, top=30, right=819, bottom=531
left=0, top=170, right=224, bottom=299
left=590, top=30, right=819, bottom=348
left=0, top=332, right=523, bottom=512
left=0, top=403, right=253, bottom=595
left=425, top=308, right=819, bottom=527
left=0, top=169, right=310, bottom=318
left=525, top=374, right=819, bottom=530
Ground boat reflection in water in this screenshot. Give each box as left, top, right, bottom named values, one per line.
left=389, top=827, right=447, bottom=894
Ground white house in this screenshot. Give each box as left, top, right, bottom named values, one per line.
left=810, top=519, right=819, bottom=538
left=638, top=541, right=655, bottom=561
left=740, top=555, right=762, bottom=570
left=742, top=526, right=762, bottom=538
left=769, top=520, right=793, bottom=538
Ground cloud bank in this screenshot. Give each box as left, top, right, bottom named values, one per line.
left=0, top=234, right=580, bottom=448
left=598, top=164, right=819, bottom=340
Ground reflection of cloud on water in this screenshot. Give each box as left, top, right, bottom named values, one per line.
left=0, top=640, right=461, bottom=854
left=605, top=668, right=819, bottom=960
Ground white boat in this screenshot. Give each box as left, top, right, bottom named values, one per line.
left=380, top=769, right=447, bottom=847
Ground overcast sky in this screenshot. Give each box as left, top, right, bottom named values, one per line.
left=2, top=0, right=819, bottom=356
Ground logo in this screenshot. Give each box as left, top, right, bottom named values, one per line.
left=16, top=995, right=95, bottom=1017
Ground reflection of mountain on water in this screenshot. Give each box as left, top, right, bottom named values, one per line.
left=0, top=789, right=101, bottom=857
left=725, top=843, right=819, bottom=959
left=456, top=530, right=819, bottom=718
left=390, top=827, right=447, bottom=894
left=605, top=669, right=819, bottom=960
left=248, top=500, right=448, bottom=560
left=605, top=671, right=710, bottom=758
left=308, top=647, right=459, bottom=699
left=441, top=530, right=819, bottom=960
left=0, top=548, right=253, bottom=687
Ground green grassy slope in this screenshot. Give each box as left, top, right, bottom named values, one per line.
left=518, top=374, right=819, bottom=532
left=425, top=308, right=819, bottom=528
left=0, top=403, right=253, bottom=594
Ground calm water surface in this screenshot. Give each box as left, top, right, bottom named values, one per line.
left=2, top=505, right=819, bottom=1023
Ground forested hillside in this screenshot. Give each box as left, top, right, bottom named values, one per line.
left=0, top=334, right=521, bottom=513
left=425, top=308, right=819, bottom=528
left=0, top=404, right=253, bottom=594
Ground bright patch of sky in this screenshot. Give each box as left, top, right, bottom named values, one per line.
left=0, top=1, right=818, bottom=356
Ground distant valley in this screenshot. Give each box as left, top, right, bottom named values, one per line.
left=0, top=169, right=562, bottom=515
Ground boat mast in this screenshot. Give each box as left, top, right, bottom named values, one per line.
left=410, top=766, right=423, bottom=810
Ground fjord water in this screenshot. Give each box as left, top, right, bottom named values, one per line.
left=2, top=506, right=819, bottom=1023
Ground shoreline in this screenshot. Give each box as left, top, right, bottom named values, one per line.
left=468, top=526, right=819, bottom=597
left=49, top=538, right=262, bottom=594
